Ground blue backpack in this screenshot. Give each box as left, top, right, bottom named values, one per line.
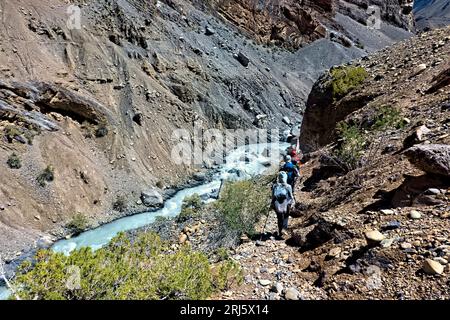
left=283, top=162, right=296, bottom=184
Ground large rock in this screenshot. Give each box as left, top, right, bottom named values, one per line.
left=405, top=144, right=450, bottom=177
left=141, top=188, right=164, bottom=207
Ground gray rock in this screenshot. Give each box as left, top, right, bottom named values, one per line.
left=234, top=52, right=250, bottom=67
left=141, top=188, right=164, bottom=207
left=205, top=26, right=216, bottom=36
left=405, top=144, right=450, bottom=177
left=282, top=116, right=291, bottom=125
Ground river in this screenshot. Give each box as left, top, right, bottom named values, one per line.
left=0, top=142, right=289, bottom=299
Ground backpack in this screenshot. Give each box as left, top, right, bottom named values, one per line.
left=273, top=184, right=288, bottom=202
left=283, top=162, right=297, bottom=184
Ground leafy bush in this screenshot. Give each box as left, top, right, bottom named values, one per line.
left=7, top=153, right=21, bottom=169
left=329, top=66, right=368, bottom=100
left=37, top=165, right=55, bottom=187
left=215, top=179, right=270, bottom=237
left=12, top=232, right=235, bottom=300
left=66, top=214, right=89, bottom=235
left=371, top=105, right=405, bottom=131
left=333, top=122, right=366, bottom=171
left=177, top=194, right=203, bottom=222
left=113, top=195, right=127, bottom=212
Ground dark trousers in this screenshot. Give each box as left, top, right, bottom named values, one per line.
left=276, top=210, right=289, bottom=234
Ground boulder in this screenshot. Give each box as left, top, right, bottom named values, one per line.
left=141, top=188, right=164, bottom=207
left=405, top=144, right=450, bottom=177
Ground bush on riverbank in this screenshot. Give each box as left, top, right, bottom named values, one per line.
left=215, top=178, right=271, bottom=239
left=11, top=232, right=237, bottom=300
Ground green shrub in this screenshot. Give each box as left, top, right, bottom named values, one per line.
left=177, top=194, right=203, bottom=222
left=212, top=259, right=243, bottom=291
left=7, top=153, right=22, bottom=169
left=113, top=195, right=127, bottom=212
left=12, top=232, right=236, bottom=300
left=329, top=66, right=368, bottom=100
left=154, top=215, right=169, bottom=223
left=66, top=214, right=89, bottom=235
left=215, top=179, right=270, bottom=237
left=333, top=122, right=366, bottom=170
left=95, top=126, right=108, bottom=138
left=4, top=126, right=22, bottom=143
left=37, top=165, right=54, bottom=187
left=371, top=105, right=405, bottom=131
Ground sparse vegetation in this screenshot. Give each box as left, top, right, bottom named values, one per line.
left=177, top=194, right=203, bottom=222
left=215, top=179, right=270, bottom=238
left=156, top=181, right=164, bottom=189
left=113, top=195, right=127, bottom=212
left=212, top=259, right=243, bottom=291
left=371, top=105, right=405, bottom=131
left=7, top=153, right=22, bottom=169
left=4, top=126, right=22, bottom=143
left=37, top=165, right=55, bottom=187
left=11, top=232, right=237, bottom=300
left=66, top=214, right=90, bottom=235
left=333, top=122, right=367, bottom=171
left=329, top=66, right=368, bottom=100
left=154, top=215, right=169, bottom=223
left=95, top=125, right=108, bottom=138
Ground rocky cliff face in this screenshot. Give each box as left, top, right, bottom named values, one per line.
left=0, top=0, right=414, bottom=260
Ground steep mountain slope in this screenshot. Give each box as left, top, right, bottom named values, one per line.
left=415, top=0, right=450, bottom=30
left=0, top=0, right=413, bottom=261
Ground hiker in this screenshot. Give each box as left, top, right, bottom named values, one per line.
left=281, top=155, right=300, bottom=191
left=272, top=172, right=294, bottom=239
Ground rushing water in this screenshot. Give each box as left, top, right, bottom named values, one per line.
left=0, top=142, right=288, bottom=299
left=0, top=286, right=9, bottom=300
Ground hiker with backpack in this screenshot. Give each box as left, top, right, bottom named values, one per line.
left=281, top=155, right=300, bottom=191
left=271, top=171, right=294, bottom=239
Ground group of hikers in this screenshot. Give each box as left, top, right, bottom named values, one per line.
left=270, top=144, right=302, bottom=239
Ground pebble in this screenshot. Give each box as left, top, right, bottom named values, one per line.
left=271, top=282, right=283, bottom=294
left=284, top=287, right=300, bottom=300
left=409, top=210, right=422, bottom=220
left=400, top=242, right=412, bottom=249
left=365, top=230, right=385, bottom=244
left=423, top=259, right=444, bottom=275
left=259, top=279, right=272, bottom=286
left=380, top=238, right=395, bottom=248
left=433, top=257, right=448, bottom=265
left=381, top=209, right=395, bottom=215
left=327, top=247, right=342, bottom=258
left=178, top=233, right=187, bottom=244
